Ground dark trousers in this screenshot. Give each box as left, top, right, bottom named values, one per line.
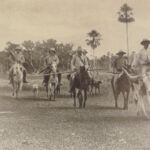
left=23, top=70, right=27, bottom=82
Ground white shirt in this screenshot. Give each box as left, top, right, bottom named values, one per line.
left=71, top=54, right=84, bottom=71
left=132, top=48, right=150, bottom=66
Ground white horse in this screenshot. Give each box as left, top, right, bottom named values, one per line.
left=10, top=63, right=23, bottom=98
left=45, top=63, right=58, bottom=100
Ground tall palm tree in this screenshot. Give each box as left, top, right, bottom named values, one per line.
left=86, top=30, right=102, bottom=68
left=118, top=3, right=134, bottom=58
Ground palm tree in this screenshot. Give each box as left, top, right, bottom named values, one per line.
left=86, top=30, right=102, bottom=68
left=118, top=3, right=134, bottom=58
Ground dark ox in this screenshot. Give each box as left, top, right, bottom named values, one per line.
left=111, top=71, right=131, bottom=109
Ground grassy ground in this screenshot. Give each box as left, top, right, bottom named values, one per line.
left=0, top=75, right=150, bottom=150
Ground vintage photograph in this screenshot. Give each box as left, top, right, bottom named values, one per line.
left=0, top=0, right=150, bottom=149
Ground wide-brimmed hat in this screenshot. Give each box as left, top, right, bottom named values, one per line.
left=77, top=46, right=82, bottom=52
left=83, top=49, right=88, bottom=54
left=69, top=50, right=76, bottom=55
left=15, top=46, right=22, bottom=51
left=141, top=39, right=150, bottom=45
left=116, top=50, right=126, bottom=56
left=49, top=47, right=56, bottom=53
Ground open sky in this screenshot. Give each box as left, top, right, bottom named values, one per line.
left=1, top=0, right=150, bottom=57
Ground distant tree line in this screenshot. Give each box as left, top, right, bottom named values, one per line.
left=0, top=39, right=73, bottom=73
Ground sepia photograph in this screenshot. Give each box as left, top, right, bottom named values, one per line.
left=1, top=0, right=150, bottom=149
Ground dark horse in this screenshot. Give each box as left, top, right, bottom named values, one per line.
left=111, top=70, right=131, bottom=110
left=71, top=66, right=90, bottom=108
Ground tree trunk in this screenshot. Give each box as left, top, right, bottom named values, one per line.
left=126, top=22, right=129, bottom=62
left=28, top=51, right=34, bottom=72
left=93, top=49, right=95, bottom=69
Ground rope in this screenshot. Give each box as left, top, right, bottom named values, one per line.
left=27, top=68, right=116, bottom=77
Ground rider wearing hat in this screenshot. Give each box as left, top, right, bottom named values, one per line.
left=44, top=48, right=59, bottom=67
left=132, top=39, right=150, bottom=74
left=137, top=39, right=150, bottom=65
left=71, top=46, right=85, bottom=71
left=113, top=50, right=127, bottom=73
left=43, top=47, right=59, bottom=86
left=9, top=46, right=28, bottom=83
left=69, top=47, right=86, bottom=92
left=82, top=49, right=90, bottom=70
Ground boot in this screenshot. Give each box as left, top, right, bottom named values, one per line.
left=69, top=77, right=74, bottom=93
left=23, top=70, right=28, bottom=83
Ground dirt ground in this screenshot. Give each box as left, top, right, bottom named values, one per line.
left=0, top=77, right=150, bottom=150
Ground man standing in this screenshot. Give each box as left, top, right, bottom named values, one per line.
left=9, top=46, right=28, bottom=83
left=43, top=47, right=59, bottom=86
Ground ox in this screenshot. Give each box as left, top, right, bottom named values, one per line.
left=111, top=71, right=131, bottom=109
left=123, top=68, right=150, bottom=118
left=121, top=50, right=150, bottom=118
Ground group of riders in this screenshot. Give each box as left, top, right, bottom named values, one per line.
left=8, top=45, right=90, bottom=92
left=8, top=38, right=150, bottom=91
left=113, top=38, right=150, bottom=75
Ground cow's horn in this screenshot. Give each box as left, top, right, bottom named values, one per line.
left=122, top=68, right=140, bottom=82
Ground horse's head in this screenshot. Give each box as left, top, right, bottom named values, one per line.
left=48, top=63, right=57, bottom=73
left=79, top=66, right=91, bottom=85
left=12, top=63, right=23, bottom=76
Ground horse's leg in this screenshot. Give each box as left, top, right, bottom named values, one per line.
left=115, top=93, right=119, bottom=109
left=12, top=83, right=15, bottom=97
left=123, top=92, right=129, bottom=110
left=78, top=90, right=83, bottom=108
left=125, top=91, right=129, bottom=110
left=138, top=95, right=148, bottom=117
left=73, top=89, right=76, bottom=108
left=46, top=85, right=49, bottom=100
left=98, top=86, right=100, bottom=94
left=53, top=84, right=56, bottom=101
left=16, top=83, right=19, bottom=99
left=90, top=85, right=93, bottom=95
left=49, top=83, right=52, bottom=101
left=18, top=81, right=23, bottom=98
left=111, top=77, right=119, bottom=108
left=83, top=89, right=87, bottom=108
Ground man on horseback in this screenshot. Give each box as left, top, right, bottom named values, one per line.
left=82, top=49, right=90, bottom=69
left=113, top=50, right=127, bottom=73
left=9, top=46, right=28, bottom=83
left=132, top=39, right=150, bottom=74
left=42, top=47, right=59, bottom=86
left=69, top=47, right=89, bottom=93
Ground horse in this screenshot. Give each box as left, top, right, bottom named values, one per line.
left=111, top=69, right=131, bottom=110
left=71, top=66, right=91, bottom=108
left=55, top=72, right=62, bottom=95
left=10, top=63, right=23, bottom=98
left=43, top=63, right=59, bottom=100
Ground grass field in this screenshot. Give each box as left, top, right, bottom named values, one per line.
left=0, top=75, right=150, bottom=150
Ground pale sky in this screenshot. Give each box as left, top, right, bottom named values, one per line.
left=1, top=0, right=150, bottom=57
